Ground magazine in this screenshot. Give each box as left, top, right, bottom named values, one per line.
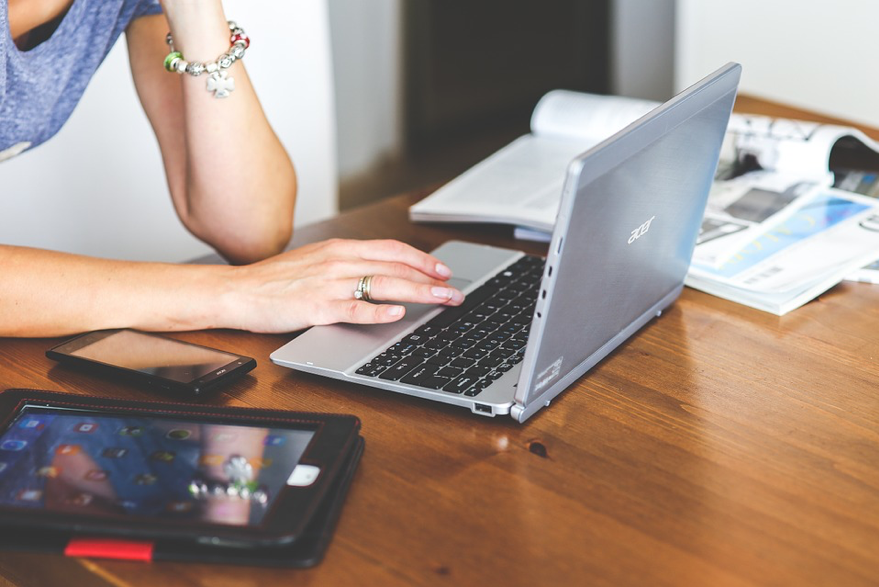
left=408, top=90, right=658, bottom=232
left=409, top=89, right=879, bottom=314
left=687, top=187, right=879, bottom=314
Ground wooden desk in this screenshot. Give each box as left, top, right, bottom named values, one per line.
left=1, top=98, right=878, bottom=587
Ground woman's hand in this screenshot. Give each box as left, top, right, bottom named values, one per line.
left=220, top=239, right=464, bottom=333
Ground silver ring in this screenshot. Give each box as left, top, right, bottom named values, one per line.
left=354, top=275, right=373, bottom=302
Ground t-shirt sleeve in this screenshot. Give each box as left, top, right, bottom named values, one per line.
left=0, top=9, right=8, bottom=104
left=133, top=0, right=163, bottom=19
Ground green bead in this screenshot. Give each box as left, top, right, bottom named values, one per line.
left=164, top=51, right=183, bottom=72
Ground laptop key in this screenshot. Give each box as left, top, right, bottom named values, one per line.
left=452, top=337, right=479, bottom=350
left=375, top=352, right=402, bottom=366
left=414, top=324, right=441, bottom=337
left=476, top=340, right=501, bottom=353
left=481, top=320, right=502, bottom=332
left=464, top=365, right=491, bottom=378
left=463, top=347, right=490, bottom=360
left=478, top=354, right=505, bottom=368
left=450, top=357, right=476, bottom=369
left=464, top=378, right=492, bottom=396
left=391, top=342, right=420, bottom=355
left=402, top=333, right=430, bottom=345
left=355, top=362, right=388, bottom=377
left=424, top=338, right=449, bottom=350
left=401, top=363, right=440, bottom=385
left=437, top=366, right=464, bottom=378
left=409, top=348, right=435, bottom=359
left=425, top=354, right=449, bottom=366
left=443, top=375, right=478, bottom=394
left=490, top=347, right=515, bottom=360
left=379, top=356, right=422, bottom=381
left=427, top=283, right=498, bottom=329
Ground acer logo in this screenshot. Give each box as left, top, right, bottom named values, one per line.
left=628, top=216, right=655, bottom=244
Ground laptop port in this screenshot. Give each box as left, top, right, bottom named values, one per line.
left=473, top=403, right=492, bottom=415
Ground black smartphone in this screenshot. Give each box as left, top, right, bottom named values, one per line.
left=47, top=329, right=256, bottom=397
left=0, top=389, right=362, bottom=550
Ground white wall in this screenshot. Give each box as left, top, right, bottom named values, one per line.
left=328, top=0, right=402, bottom=179
left=611, top=0, right=676, bottom=101
left=676, top=0, right=879, bottom=127
left=1, top=1, right=338, bottom=262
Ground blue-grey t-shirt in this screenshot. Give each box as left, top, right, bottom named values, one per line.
left=0, top=0, right=162, bottom=159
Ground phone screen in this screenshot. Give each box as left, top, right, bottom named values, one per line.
left=68, top=330, right=241, bottom=384
left=0, top=406, right=315, bottom=527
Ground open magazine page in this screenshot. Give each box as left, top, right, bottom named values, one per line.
left=529, top=90, right=658, bottom=142
left=409, top=135, right=588, bottom=232
left=409, top=91, right=658, bottom=231
left=723, top=114, right=860, bottom=180
left=835, top=168, right=879, bottom=282
left=706, top=113, right=879, bottom=287
left=694, top=170, right=832, bottom=267
left=848, top=259, right=879, bottom=283
left=687, top=188, right=879, bottom=314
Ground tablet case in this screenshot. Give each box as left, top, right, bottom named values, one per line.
left=0, top=390, right=365, bottom=568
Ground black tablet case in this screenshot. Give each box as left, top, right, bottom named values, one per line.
left=0, top=390, right=365, bottom=568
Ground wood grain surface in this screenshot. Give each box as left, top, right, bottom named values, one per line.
left=0, top=96, right=877, bottom=587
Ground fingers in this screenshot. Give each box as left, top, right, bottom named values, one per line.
left=354, top=274, right=464, bottom=306
left=323, top=239, right=453, bottom=281
left=337, top=300, right=407, bottom=325
left=245, top=238, right=464, bottom=330
left=322, top=258, right=446, bottom=287
left=312, top=274, right=463, bottom=327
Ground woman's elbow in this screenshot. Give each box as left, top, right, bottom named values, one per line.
left=220, top=216, right=293, bottom=264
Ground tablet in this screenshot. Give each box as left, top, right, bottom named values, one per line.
left=0, top=390, right=361, bottom=549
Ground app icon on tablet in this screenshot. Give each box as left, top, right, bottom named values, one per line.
left=57, top=444, right=81, bottom=456
left=0, top=440, right=27, bottom=451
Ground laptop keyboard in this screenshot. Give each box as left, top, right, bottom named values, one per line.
left=355, top=254, right=545, bottom=397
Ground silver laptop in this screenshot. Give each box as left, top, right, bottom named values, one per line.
left=272, top=63, right=741, bottom=423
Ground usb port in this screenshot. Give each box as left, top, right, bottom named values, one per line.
left=473, top=404, right=492, bottom=415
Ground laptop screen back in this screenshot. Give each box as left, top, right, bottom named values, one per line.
left=515, top=64, right=741, bottom=415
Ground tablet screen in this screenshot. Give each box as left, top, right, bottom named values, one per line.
left=0, top=406, right=315, bottom=527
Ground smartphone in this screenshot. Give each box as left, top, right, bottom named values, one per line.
left=47, top=329, right=256, bottom=397
left=0, top=389, right=362, bottom=550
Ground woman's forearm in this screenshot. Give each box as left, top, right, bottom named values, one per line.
left=0, top=239, right=464, bottom=338
left=0, top=245, right=234, bottom=337
left=129, top=4, right=297, bottom=265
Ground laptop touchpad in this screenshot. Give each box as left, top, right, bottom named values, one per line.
left=448, top=277, right=472, bottom=292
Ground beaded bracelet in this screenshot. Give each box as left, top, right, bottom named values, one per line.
left=163, top=21, right=250, bottom=99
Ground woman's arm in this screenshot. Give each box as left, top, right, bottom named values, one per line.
left=0, top=3, right=465, bottom=338
left=126, top=4, right=297, bottom=265
left=0, top=240, right=462, bottom=337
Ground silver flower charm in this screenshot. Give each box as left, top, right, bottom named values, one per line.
left=206, top=71, right=235, bottom=98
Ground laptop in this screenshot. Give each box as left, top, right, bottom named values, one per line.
left=271, top=63, right=741, bottom=423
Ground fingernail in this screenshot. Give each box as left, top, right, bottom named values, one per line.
left=387, top=305, right=404, bottom=317
left=435, top=263, right=452, bottom=278
left=431, top=287, right=454, bottom=300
